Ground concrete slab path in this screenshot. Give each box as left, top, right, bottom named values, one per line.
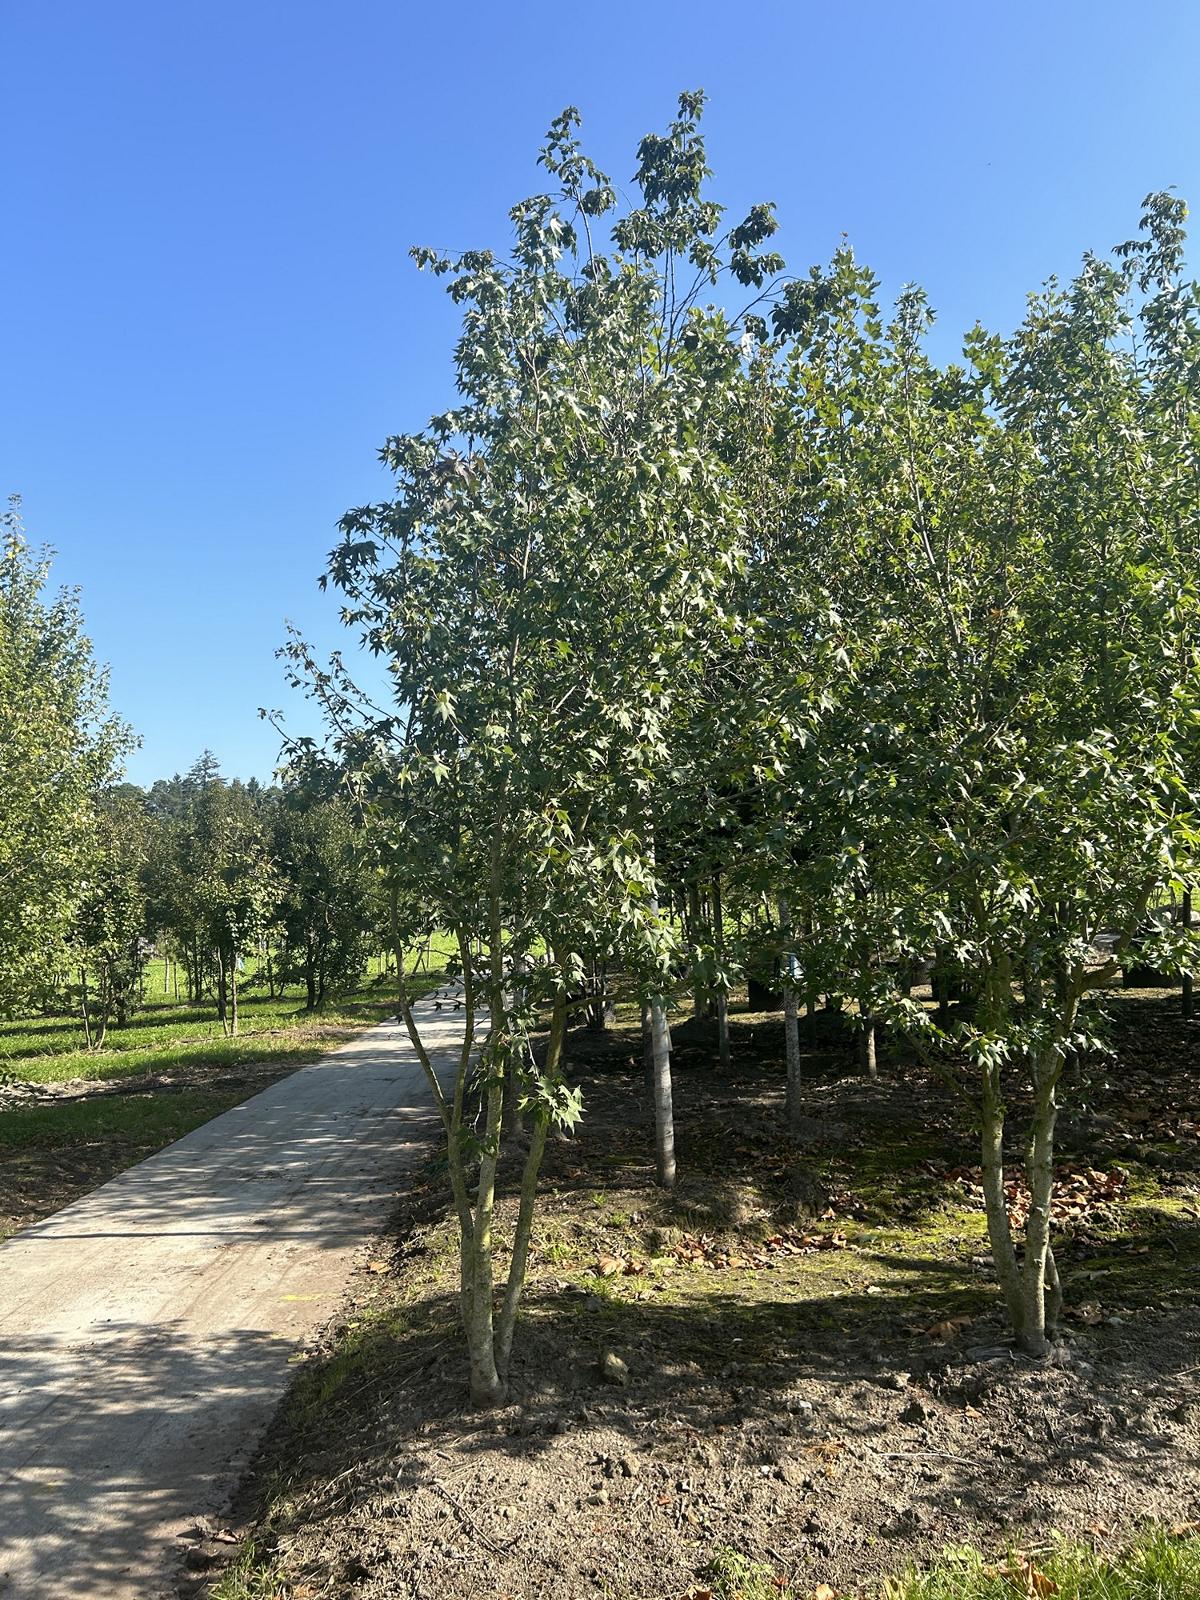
left=0, top=991, right=464, bottom=1598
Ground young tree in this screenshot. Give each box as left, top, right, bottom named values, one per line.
left=764, top=204, right=1200, bottom=1353
left=272, top=780, right=376, bottom=1010
left=191, top=781, right=282, bottom=1035
left=294, top=95, right=781, bottom=1402
left=74, top=789, right=154, bottom=1046
left=0, top=499, right=131, bottom=1016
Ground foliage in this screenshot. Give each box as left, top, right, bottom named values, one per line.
left=0, top=499, right=131, bottom=1016
left=72, top=788, right=155, bottom=1044
left=271, top=780, right=376, bottom=1010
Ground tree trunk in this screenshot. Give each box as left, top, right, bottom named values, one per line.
left=641, top=1001, right=655, bottom=1122
left=713, top=875, right=731, bottom=1071
left=216, top=949, right=228, bottom=1032
left=496, top=983, right=568, bottom=1377
left=858, top=1018, right=877, bottom=1078
left=229, top=955, right=239, bottom=1037
left=979, top=1063, right=1024, bottom=1340
left=585, top=963, right=614, bottom=1030
left=460, top=829, right=511, bottom=1408
left=80, top=967, right=93, bottom=1051
left=779, top=897, right=802, bottom=1134
left=688, top=881, right=705, bottom=1020
left=651, top=996, right=675, bottom=1188
left=1184, top=888, right=1194, bottom=1019
left=1019, top=1063, right=1059, bottom=1354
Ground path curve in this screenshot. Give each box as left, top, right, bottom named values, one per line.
left=0, top=991, right=464, bottom=1598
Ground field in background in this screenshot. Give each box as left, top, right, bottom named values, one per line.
left=0, top=947, right=451, bottom=1240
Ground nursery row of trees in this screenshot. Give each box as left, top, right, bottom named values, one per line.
left=70, top=757, right=378, bottom=1042
left=0, top=509, right=378, bottom=1039
left=297, top=95, right=1200, bottom=1402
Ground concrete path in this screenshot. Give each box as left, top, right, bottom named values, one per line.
left=0, top=992, right=464, bottom=1599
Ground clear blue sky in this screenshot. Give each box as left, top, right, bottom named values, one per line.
left=4, top=0, right=1198, bottom=785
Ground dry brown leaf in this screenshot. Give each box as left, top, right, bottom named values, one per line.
left=364, top=1260, right=389, bottom=1275
left=924, top=1315, right=970, bottom=1340
left=813, top=1586, right=837, bottom=1600
left=595, top=1255, right=622, bottom=1278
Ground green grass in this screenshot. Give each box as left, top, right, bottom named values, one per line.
left=207, top=1541, right=289, bottom=1600
left=880, top=1529, right=1200, bottom=1600
left=0, top=1087, right=268, bottom=1150
left=0, top=948, right=454, bottom=1085
left=0, top=957, right=451, bottom=1240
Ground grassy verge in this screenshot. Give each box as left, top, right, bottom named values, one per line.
left=0, top=962, right=449, bottom=1240
left=700, top=1529, right=1200, bottom=1599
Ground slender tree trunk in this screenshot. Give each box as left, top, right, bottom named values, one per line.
left=858, top=1019, right=877, bottom=1078
left=713, top=876, right=731, bottom=1072
left=496, top=982, right=568, bottom=1378
left=80, top=967, right=93, bottom=1051
left=651, top=996, right=675, bottom=1188
left=1184, top=888, right=1194, bottom=1019
left=641, top=1001, right=655, bottom=1122
left=585, top=961, right=614, bottom=1030
left=688, top=881, right=705, bottom=1020
left=980, top=1063, right=1024, bottom=1340
left=229, top=954, right=239, bottom=1037
left=216, top=949, right=228, bottom=1032
left=804, top=911, right=818, bottom=1017
left=779, top=897, right=802, bottom=1134
left=645, top=851, right=677, bottom=1187
left=457, top=824, right=512, bottom=1407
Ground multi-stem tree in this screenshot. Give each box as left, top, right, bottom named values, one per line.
left=764, top=205, right=1200, bottom=1354
left=294, top=96, right=781, bottom=1402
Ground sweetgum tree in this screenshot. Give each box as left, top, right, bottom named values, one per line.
left=297, top=96, right=783, bottom=1402
left=764, top=203, right=1200, bottom=1353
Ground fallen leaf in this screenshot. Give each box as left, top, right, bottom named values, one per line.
left=814, top=1585, right=837, bottom=1600
left=924, top=1315, right=970, bottom=1340
left=595, top=1255, right=622, bottom=1278
left=364, top=1260, right=389, bottom=1274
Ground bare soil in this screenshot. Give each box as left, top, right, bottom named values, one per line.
left=199, top=989, right=1200, bottom=1600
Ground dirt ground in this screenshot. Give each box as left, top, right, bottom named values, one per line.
left=197, top=989, right=1200, bottom=1600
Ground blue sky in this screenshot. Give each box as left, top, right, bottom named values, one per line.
left=3, top=0, right=1198, bottom=785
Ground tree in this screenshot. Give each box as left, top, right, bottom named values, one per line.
left=761, top=203, right=1200, bottom=1353
left=292, top=95, right=781, bottom=1403
left=272, top=779, right=375, bottom=1010
left=191, top=780, right=281, bottom=1035
left=74, top=789, right=154, bottom=1046
left=0, top=499, right=131, bottom=1016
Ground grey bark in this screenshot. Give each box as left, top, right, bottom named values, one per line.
left=778, top=896, right=802, bottom=1134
